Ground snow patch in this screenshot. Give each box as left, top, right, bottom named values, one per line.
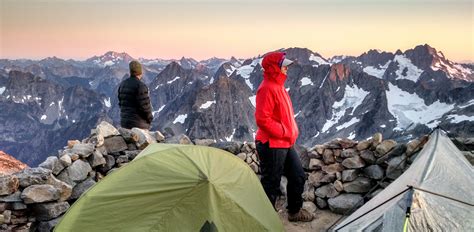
left=104, top=97, right=111, bottom=108
left=40, top=115, right=47, bottom=120
left=447, top=115, right=474, bottom=123
left=167, top=76, right=180, bottom=84
left=363, top=60, right=391, bottom=79
left=321, top=84, right=369, bottom=132
left=319, top=71, right=330, bottom=88
left=173, top=114, right=188, bottom=124
left=386, top=83, right=455, bottom=129
left=300, top=77, right=314, bottom=87
left=200, top=101, right=216, bottom=109
left=309, top=54, right=330, bottom=66
left=335, top=117, right=360, bottom=130
left=295, top=111, right=301, bottom=118
left=103, top=60, right=115, bottom=66
left=235, top=58, right=261, bottom=90
left=249, top=95, right=256, bottom=108
left=0, top=87, right=5, bottom=95
left=458, top=99, right=474, bottom=109
left=348, top=131, right=356, bottom=140
left=393, top=55, right=423, bottom=82
left=380, top=125, right=386, bottom=128
left=152, top=105, right=166, bottom=116
left=225, top=129, right=236, bottom=142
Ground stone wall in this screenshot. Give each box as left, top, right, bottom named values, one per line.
left=0, top=121, right=432, bottom=231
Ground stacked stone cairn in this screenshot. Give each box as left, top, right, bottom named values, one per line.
left=0, top=121, right=429, bottom=231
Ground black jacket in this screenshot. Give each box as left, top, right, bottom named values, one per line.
left=117, top=76, right=153, bottom=129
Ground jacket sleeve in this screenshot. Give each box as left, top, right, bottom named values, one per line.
left=255, top=88, right=290, bottom=139
left=137, top=83, right=153, bottom=123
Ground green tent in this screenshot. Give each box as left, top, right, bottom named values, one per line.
left=55, top=144, right=284, bottom=232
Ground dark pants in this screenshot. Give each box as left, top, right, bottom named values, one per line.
left=256, top=141, right=306, bottom=214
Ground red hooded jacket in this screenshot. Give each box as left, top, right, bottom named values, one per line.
left=255, top=52, right=299, bottom=148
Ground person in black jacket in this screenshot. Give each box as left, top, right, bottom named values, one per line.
left=118, top=61, right=153, bottom=129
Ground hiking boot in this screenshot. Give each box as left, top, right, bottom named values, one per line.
left=288, top=208, right=314, bottom=222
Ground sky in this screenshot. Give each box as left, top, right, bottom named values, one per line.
left=1, top=0, right=473, bottom=62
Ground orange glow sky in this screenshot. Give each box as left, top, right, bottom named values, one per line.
left=1, top=0, right=473, bottom=62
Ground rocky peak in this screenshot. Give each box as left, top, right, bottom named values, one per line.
left=0, top=150, right=28, bottom=175
left=282, top=47, right=328, bottom=66
left=329, top=64, right=351, bottom=82
left=357, top=49, right=394, bottom=67
left=179, top=57, right=198, bottom=70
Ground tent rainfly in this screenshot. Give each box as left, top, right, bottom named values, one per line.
left=55, top=144, right=284, bottom=232
left=332, top=129, right=474, bottom=231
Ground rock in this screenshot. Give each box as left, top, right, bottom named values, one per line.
left=322, top=149, right=335, bottom=164
left=96, top=121, right=119, bottom=140
left=209, top=142, right=242, bottom=155
left=363, top=165, right=384, bottom=180
left=308, top=159, right=324, bottom=171
left=334, top=180, right=344, bottom=192
left=315, top=184, right=339, bottom=198
left=320, top=173, right=337, bottom=184
left=302, top=181, right=315, bottom=202
left=56, top=169, right=75, bottom=188
left=360, top=150, right=376, bottom=164
left=0, top=175, right=19, bottom=196
left=376, top=144, right=407, bottom=164
left=125, top=150, right=141, bottom=160
left=178, top=134, right=193, bottom=145
left=3, top=210, right=11, bottom=223
left=245, top=157, right=252, bottom=164
left=309, top=150, right=321, bottom=159
left=67, top=160, right=92, bottom=182
left=326, top=140, right=342, bottom=149
left=132, top=128, right=157, bottom=149
left=316, top=197, right=328, bottom=209
left=237, top=153, right=247, bottom=161
left=31, top=202, right=70, bottom=221
left=371, top=133, right=383, bottom=147
left=248, top=163, right=259, bottom=173
left=328, top=194, right=364, bottom=214
left=375, top=140, right=397, bottom=157
left=67, top=140, right=80, bottom=149
left=406, top=139, right=421, bottom=156
left=127, top=143, right=138, bottom=151
left=356, top=140, right=371, bottom=151
left=71, top=143, right=95, bottom=158
left=46, top=175, right=72, bottom=202
left=118, top=127, right=138, bottom=143
left=336, top=172, right=342, bottom=181
left=71, top=154, right=80, bottom=161
left=103, top=136, right=128, bottom=154
left=240, top=144, right=252, bottom=153
left=302, top=201, right=317, bottom=215
left=251, top=153, right=258, bottom=163
left=295, top=144, right=310, bottom=169
left=194, top=139, right=216, bottom=146
left=462, top=151, right=474, bottom=165
left=0, top=191, right=21, bottom=202
left=322, top=163, right=344, bottom=174
left=343, top=177, right=372, bottom=193
left=15, top=168, right=51, bottom=188
left=37, top=217, right=63, bottom=232
left=98, top=155, right=115, bottom=173
left=342, top=156, right=366, bottom=169
left=116, top=155, right=129, bottom=164
left=248, top=142, right=256, bottom=150
left=59, top=155, right=72, bottom=167
left=311, top=145, right=325, bottom=155
left=70, top=177, right=96, bottom=200
left=341, top=149, right=358, bottom=159
left=386, top=155, right=406, bottom=179
left=308, top=172, right=324, bottom=188
left=342, top=169, right=359, bottom=182
left=21, top=185, right=60, bottom=204
left=338, top=138, right=358, bottom=149
left=39, top=156, right=60, bottom=173
left=88, top=150, right=107, bottom=168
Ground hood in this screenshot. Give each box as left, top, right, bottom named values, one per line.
left=262, top=52, right=287, bottom=86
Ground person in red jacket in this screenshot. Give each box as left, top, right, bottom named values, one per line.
left=255, top=52, right=313, bottom=222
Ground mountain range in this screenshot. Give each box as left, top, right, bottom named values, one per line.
left=0, top=44, right=473, bottom=166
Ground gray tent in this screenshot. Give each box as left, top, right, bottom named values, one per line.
left=333, top=129, right=474, bottom=231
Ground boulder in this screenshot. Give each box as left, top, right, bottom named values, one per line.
left=386, top=155, right=406, bottom=179
left=376, top=144, right=407, bottom=164
left=95, top=121, right=120, bottom=147
left=341, top=149, right=358, bottom=158
left=302, top=201, right=317, bottom=215
left=326, top=140, right=342, bottom=149
left=37, top=217, right=63, bottom=232
left=116, top=154, right=129, bottom=164
left=125, top=150, right=141, bottom=160
left=46, top=175, right=72, bottom=202
left=71, top=143, right=95, bottom=158
left=316, top=197, right=328, bottom=209
left=15, top=168, right=51, bottom=188
left=194, top=139, right=216, bottom=146
left=31, top=202, right=70, bottom=221
left=342, top=156, right=366, bottom=169
left=21, top=184, right=60, bottom=204
left=356, top=140, right=371, bottom=151
left=39, top=156, right=66, bottom=175
left=406, top=139, right=421, bottom=156
left=371, top=133, right=383, bottom=147
left=104, top=136, right=128, bottom=153
left=249, top=163, right=259, bottom=173
left=308, top=172, right=324, bottom=188
left=363, top=165, right=384, bottom=180
left=360, top=150, right=376, bottom=164
left=308, top=159, right=324, bottom=171
left=315, top=184, right=339, bottom=198
left=342, top=169, right=359, bottom=182
left=311, top=145, right=325, bottom=155
left=209, top=142, right=242, bottom=155
left=118, top=127, right=138, bottom=143
left=343, top=177, right=372, bottom=193
left=322, top=163, right=344, bottom=174
left=59, top=155, right=72, bottom=167
left=67, top=140, right=80, bottom=149
left=375, top=140, right=397, bottom=157
left=338, top=138, right=357, bottom=149
left=237, top=153, right=247, bottom=161
left=88, top=150, right=107, bottom=168
left=132, top=128, right=157, bottom=149
left=328, top=194, right=364, bottom=214
left=67, top=160, right=92, bottom=182
left=302, top=181, right=315, bottom=202
left=0, top=191, right=21, bottom=202
left=98, top=155, right=116, bottom=173
left=70, top=177, right=96, bottom=200
left=334, top=180, right=344, bottom=192
left=322, top=149, right=335, bottom=164
left=0, top=175, right=19, bottom=196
